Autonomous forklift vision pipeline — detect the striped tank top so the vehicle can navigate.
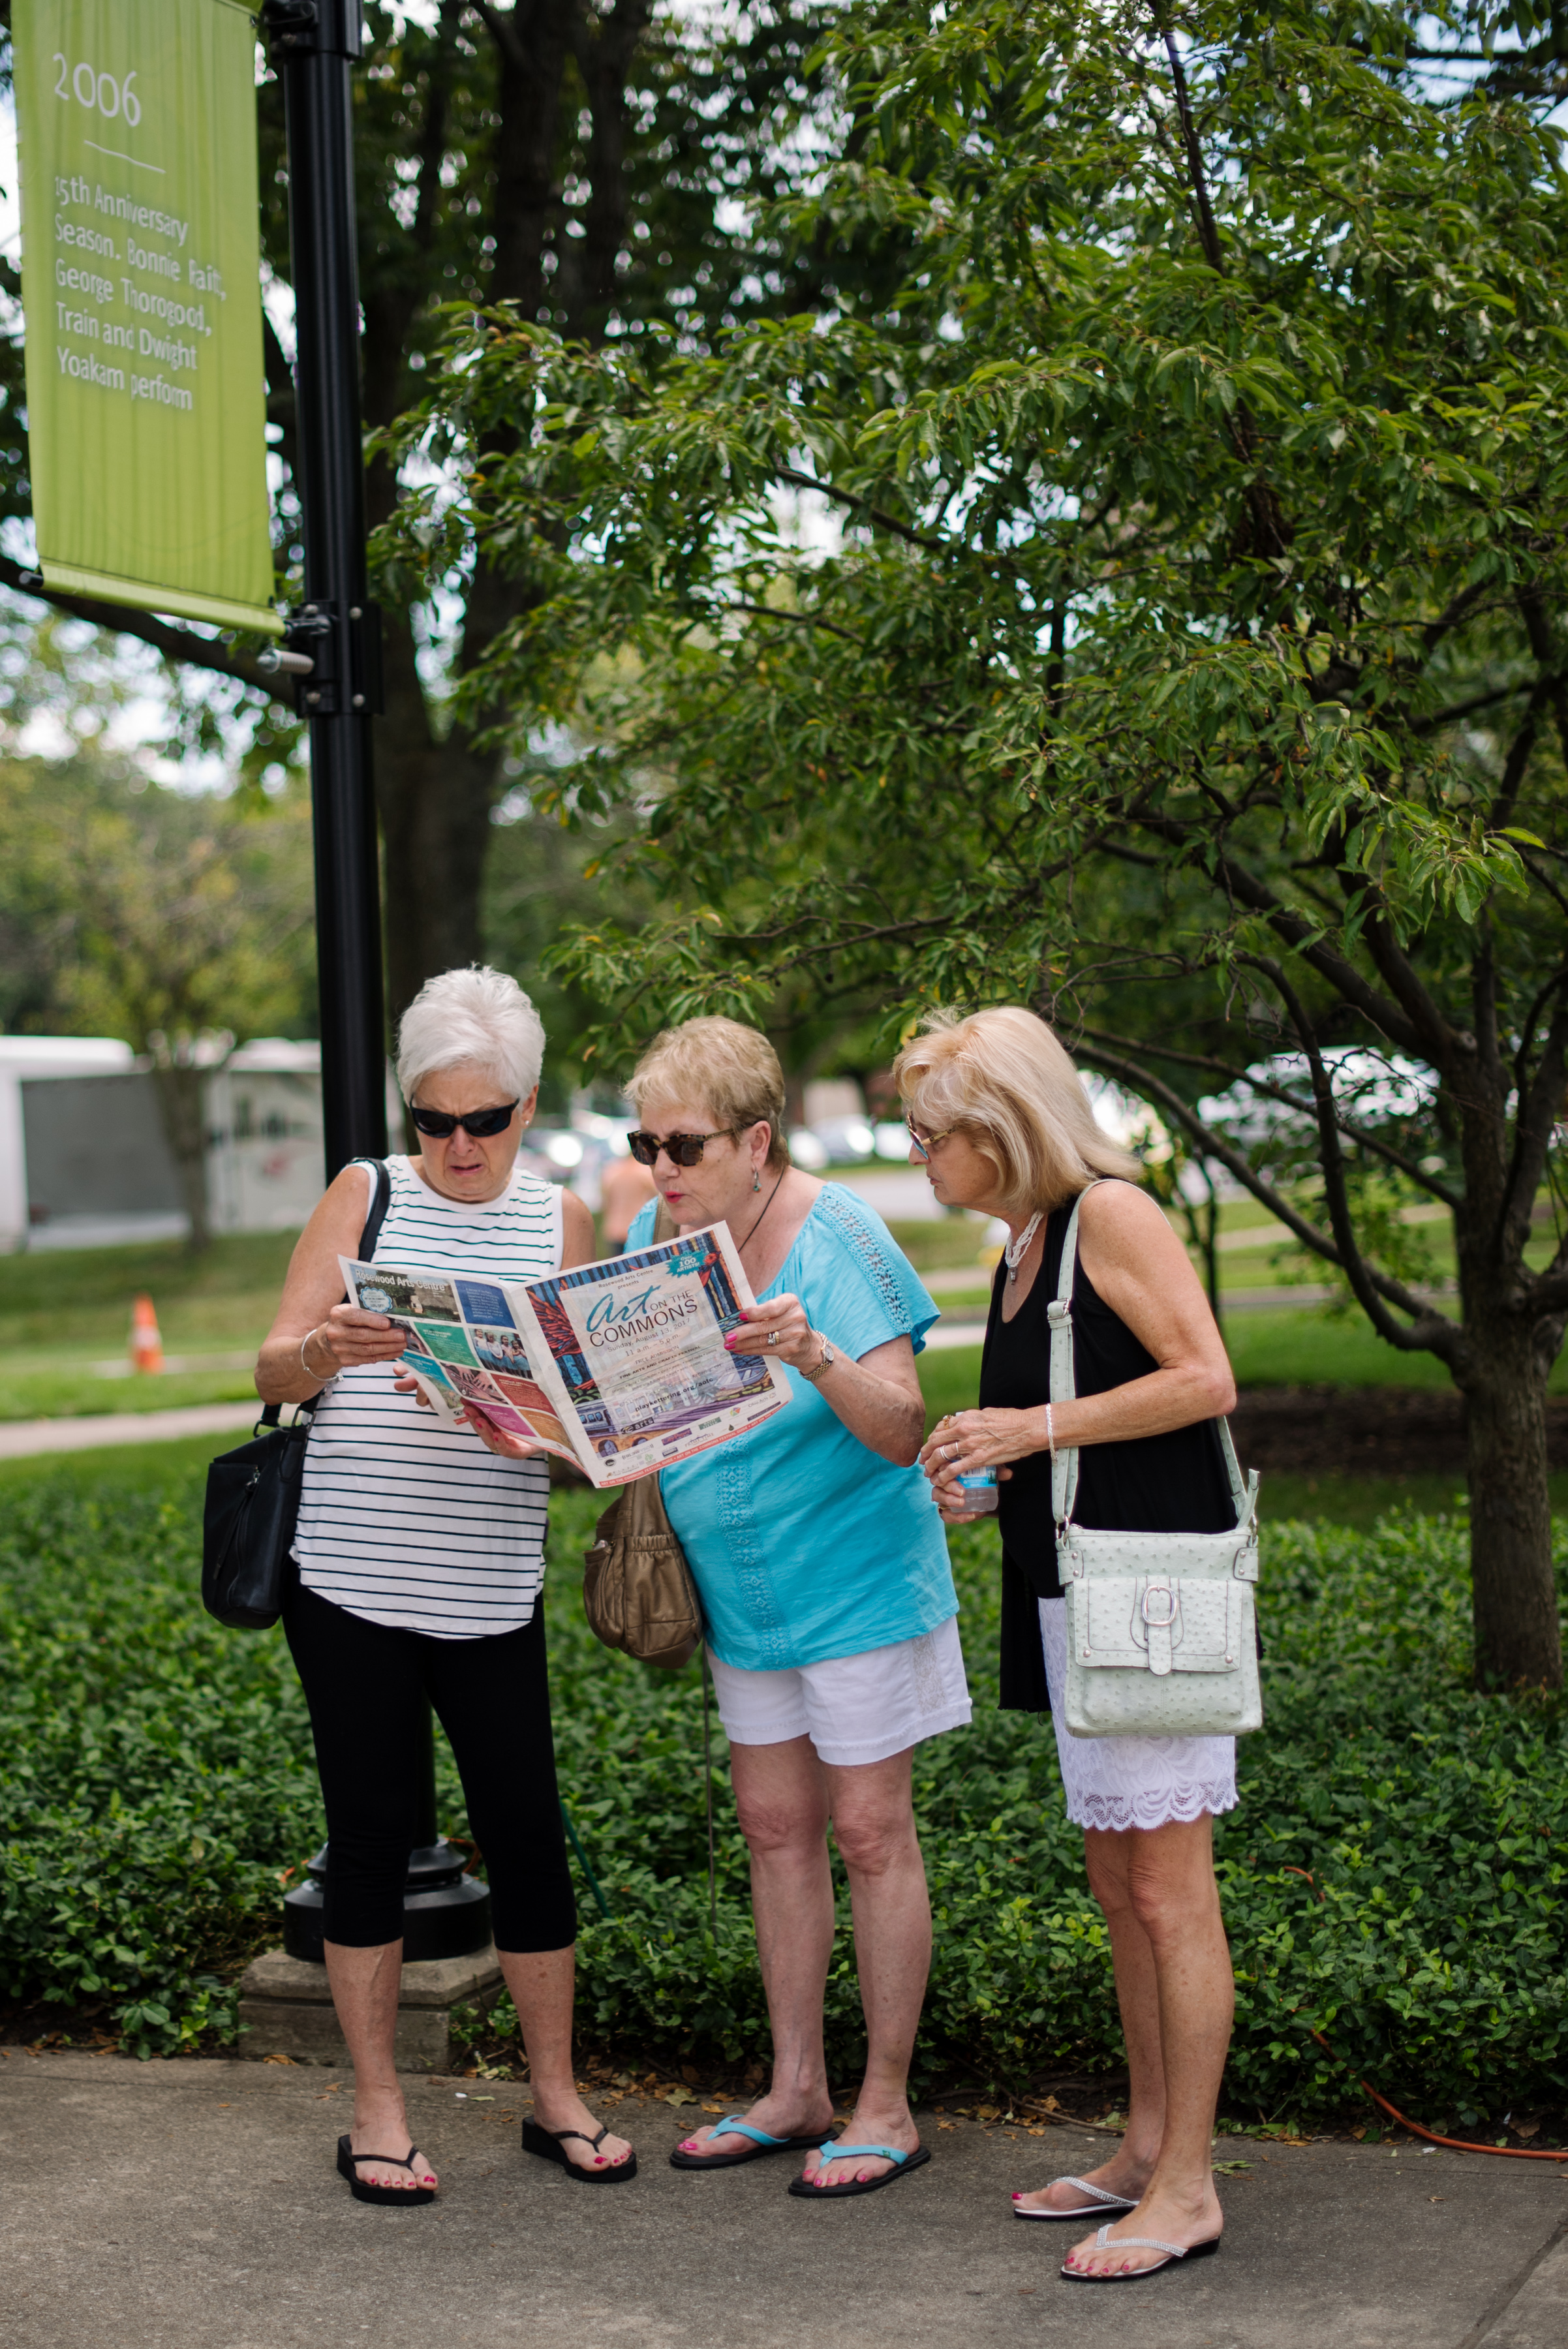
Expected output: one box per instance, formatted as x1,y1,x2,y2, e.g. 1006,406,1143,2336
292,1154,564,1638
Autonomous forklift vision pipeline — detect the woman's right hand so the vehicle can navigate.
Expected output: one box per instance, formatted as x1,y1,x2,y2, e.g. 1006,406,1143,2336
304,1302,410,1375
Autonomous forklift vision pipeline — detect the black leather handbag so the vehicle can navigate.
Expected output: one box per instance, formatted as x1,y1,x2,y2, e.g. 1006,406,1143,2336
202,1158,392,1631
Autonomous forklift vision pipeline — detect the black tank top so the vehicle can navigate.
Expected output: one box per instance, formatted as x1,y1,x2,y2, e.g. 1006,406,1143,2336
979,1191,1237,1603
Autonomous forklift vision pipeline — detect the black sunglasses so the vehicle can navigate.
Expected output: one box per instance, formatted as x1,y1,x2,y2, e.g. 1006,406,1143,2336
626,1128,736,1167
410,1099,519,1139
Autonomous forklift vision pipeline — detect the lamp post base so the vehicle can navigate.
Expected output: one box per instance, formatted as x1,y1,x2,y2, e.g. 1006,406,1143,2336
236,1942,504,2070
283,1839,493,1964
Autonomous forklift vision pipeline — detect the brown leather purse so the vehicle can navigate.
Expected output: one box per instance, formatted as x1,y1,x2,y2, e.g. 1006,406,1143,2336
580,1199,705,1670
582,1467,703,1670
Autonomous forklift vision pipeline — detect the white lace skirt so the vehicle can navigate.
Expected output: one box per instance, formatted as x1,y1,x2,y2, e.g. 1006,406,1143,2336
1038,1597,1238,1834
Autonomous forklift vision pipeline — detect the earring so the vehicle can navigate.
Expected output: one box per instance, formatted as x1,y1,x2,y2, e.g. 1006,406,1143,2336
753,1169,761,1192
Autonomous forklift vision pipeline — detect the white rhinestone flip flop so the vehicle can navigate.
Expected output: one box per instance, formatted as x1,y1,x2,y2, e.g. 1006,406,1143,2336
1012,2174,1139,2221
1060,2224,1222,2281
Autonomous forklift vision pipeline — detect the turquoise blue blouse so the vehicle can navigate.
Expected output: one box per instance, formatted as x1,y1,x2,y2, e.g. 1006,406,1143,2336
626,1184,957,1671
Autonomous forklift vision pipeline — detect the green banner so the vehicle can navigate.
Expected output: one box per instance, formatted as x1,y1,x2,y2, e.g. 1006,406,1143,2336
14,0,281,635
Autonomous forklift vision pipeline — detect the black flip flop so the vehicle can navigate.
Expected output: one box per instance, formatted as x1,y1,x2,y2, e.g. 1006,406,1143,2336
786,2141,931,2198
336,2136,436,2205
670,2113,840,2170
522,2115,638,2183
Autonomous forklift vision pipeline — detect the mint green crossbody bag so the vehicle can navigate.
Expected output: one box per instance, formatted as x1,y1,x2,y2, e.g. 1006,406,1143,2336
1053,1186,1263,1741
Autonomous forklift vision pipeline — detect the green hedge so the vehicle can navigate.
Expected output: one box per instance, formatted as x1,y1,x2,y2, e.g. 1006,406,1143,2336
1,1465,1565,2125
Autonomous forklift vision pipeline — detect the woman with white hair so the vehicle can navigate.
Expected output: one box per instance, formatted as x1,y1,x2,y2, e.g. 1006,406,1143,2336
900,1007,1241,2285
256,965,634,2203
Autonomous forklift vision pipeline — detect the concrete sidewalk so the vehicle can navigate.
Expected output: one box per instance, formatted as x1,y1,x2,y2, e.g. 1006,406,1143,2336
3,2051,1565,2348
0,1401,258,1460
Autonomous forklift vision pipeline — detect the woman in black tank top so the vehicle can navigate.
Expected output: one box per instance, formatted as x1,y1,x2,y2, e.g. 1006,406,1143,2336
982,1204,1237,1706
895,1007,1244,2284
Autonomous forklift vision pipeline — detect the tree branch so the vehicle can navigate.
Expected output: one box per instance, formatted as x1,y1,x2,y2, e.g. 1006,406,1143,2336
1154,14,1224,273
1514,586,1568,777
467,0,526,72
1507,991,1568,1255
1073,1038,1464,1361
729,599,867,647
1410,679,1531,736
1079,1024,1463,1206
775,468,958,559
1128,808,1423,1049
1237,951,1449,1353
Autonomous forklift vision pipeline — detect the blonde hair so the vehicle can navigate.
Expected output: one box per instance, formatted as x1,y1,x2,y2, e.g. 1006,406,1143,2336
628,1017,790,1169
893,1007,1135,1216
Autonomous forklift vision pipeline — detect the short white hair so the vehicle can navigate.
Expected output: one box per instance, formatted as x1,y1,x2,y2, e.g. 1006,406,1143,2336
395,966,546,1105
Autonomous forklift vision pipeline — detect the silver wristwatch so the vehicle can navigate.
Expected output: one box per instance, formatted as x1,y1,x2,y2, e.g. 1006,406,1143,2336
800,1335,837,1384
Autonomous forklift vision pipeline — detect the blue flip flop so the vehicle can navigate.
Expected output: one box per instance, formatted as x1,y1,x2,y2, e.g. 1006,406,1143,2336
669,2114,840,2170
787,2141,932,2198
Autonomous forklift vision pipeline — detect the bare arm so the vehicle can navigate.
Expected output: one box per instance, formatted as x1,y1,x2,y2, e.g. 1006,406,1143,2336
254,1163,405,1406
728,1296,927,1467
919,1182,1235,1507
559,1188,597,1272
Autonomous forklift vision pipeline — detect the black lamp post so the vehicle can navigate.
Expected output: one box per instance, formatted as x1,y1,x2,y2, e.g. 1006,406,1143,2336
263,0,490,1969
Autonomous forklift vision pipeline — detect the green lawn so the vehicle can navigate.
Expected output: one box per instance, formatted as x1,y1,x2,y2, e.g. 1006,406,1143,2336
921,1317,1568,1408
0,1231,296,1417
0,1432,234,1492
0,1229,300,1351
0,1209,1560,1425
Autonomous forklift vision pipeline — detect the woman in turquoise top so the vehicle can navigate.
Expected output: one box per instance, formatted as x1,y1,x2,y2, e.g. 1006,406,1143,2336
622,1017,970,2200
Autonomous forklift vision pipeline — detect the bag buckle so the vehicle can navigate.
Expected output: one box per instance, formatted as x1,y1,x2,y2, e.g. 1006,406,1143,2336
1138,1578,1179,1676
1046,1299,1073,1330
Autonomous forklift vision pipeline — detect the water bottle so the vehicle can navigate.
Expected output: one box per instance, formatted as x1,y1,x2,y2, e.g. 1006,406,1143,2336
951,1468,998,1515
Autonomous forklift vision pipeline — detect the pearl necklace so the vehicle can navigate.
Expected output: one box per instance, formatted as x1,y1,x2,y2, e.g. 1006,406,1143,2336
1005,1211,1044,1283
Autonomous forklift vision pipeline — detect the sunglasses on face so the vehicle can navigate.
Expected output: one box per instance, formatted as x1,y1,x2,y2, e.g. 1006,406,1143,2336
626,1128,736,1168
904,1113,956,1161
409,1100,519,1140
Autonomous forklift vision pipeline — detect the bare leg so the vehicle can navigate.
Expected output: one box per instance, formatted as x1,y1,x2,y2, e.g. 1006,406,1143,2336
499,1944,632,2172
676,1735,837,2160
1013,1829,1167,2214
803,1747,930,2190
1063,1816,1233,2277
324,1938,437,2192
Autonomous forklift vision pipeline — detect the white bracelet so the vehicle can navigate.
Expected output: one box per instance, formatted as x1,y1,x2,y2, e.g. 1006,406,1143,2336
301,1328,335,1384
1045,1402,1056,1457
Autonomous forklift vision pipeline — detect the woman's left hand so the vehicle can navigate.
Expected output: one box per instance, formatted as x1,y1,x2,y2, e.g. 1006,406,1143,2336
392,1370,546,1460
455,1406,547,1460
723,1293,822,1374
919,1407,1045,1500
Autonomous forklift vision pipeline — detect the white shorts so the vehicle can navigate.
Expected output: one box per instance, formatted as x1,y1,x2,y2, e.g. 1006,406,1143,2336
1039,1598,1237,1833
708,1616,972,1768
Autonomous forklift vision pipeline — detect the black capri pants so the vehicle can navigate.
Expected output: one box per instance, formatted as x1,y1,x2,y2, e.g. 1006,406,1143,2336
282,1575,577,1952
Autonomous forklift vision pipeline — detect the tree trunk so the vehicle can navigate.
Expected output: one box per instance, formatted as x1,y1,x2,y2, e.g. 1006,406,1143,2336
1465,1343,1561,1689
373,611,498,1023
149,1062,213,1256
359,1,579,1024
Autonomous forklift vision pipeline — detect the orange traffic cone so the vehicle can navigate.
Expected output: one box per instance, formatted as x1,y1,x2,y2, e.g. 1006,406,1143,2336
130,1293,164,1374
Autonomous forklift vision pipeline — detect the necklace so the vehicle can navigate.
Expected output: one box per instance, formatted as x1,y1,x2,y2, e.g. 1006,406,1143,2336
1004,1211,1044,1284
741,1167,788,1251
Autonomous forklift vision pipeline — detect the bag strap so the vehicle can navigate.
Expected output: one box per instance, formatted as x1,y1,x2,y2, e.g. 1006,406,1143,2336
1048,1181,1252,1533
354,1156,393,1260
271,1158,393,1430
